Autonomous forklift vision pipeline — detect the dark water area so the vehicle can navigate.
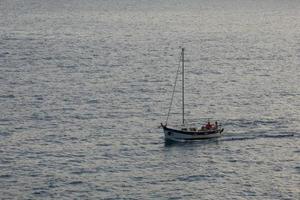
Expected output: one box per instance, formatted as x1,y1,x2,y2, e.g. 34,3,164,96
0,0,299,199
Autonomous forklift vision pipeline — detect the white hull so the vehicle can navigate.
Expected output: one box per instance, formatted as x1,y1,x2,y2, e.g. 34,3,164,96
163,126,223,141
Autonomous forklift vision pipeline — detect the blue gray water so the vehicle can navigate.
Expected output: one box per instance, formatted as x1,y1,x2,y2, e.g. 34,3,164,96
0,0,299,199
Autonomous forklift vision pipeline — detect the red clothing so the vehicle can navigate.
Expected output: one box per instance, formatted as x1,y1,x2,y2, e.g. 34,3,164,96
205,123,212,130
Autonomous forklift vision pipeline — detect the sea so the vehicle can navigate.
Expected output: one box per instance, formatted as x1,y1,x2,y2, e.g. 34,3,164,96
0,0,299,199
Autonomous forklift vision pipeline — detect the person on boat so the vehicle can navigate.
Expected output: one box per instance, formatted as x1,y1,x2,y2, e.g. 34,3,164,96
205,121,212,130
214,121,218,129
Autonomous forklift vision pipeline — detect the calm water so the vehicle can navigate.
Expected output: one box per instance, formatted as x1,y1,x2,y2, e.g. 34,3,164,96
0,0,299,199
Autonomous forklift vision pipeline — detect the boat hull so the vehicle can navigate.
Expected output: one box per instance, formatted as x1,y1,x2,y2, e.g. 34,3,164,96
163,126,223,141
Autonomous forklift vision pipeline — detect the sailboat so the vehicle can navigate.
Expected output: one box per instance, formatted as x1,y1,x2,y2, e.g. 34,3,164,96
161,48,224,141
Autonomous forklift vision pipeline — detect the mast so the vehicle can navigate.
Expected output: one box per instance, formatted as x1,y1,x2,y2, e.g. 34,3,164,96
181,48,185,126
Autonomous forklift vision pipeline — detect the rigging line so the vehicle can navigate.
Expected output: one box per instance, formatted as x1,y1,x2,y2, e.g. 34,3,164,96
165,53,182,125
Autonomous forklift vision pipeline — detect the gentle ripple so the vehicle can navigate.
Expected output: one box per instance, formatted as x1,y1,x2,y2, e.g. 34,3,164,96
0,0,300,199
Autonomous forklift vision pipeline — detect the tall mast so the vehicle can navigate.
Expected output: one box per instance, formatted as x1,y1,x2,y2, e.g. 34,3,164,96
181,48,185,126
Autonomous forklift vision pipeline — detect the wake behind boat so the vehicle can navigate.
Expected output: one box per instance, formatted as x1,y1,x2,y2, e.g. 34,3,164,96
161,48,224,141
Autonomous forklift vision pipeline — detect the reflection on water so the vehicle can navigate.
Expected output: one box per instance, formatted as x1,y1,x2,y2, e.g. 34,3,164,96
0,0,299,199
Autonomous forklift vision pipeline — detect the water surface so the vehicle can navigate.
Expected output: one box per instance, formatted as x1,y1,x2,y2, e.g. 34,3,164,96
0,0,299,199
